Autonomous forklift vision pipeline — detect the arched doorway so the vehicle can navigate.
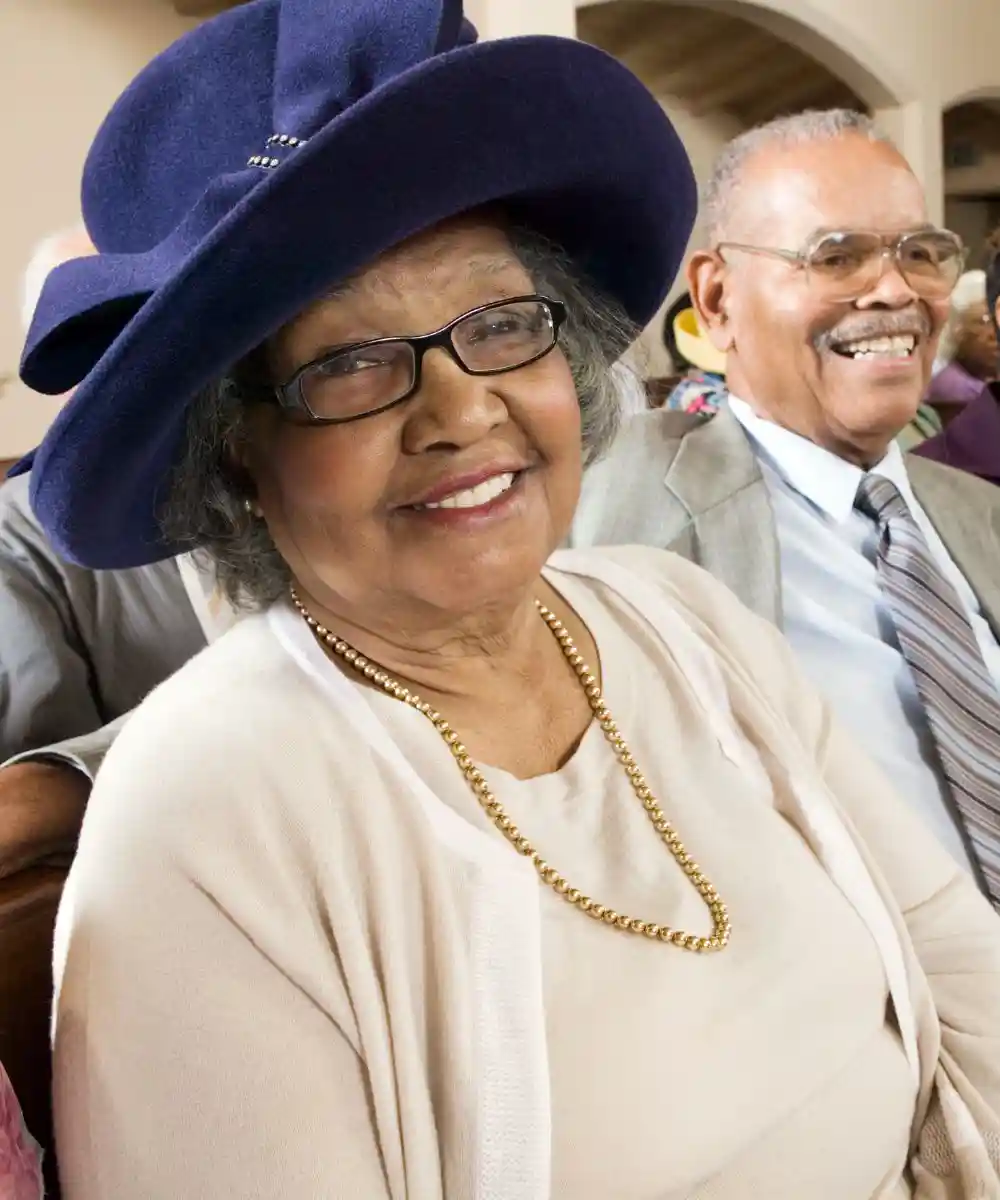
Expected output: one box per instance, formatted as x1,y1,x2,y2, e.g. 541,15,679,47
577,2,869,126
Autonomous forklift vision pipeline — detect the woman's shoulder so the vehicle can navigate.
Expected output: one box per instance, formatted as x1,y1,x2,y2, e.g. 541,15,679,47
99,609,335,789
549,545,823,736
550,545,761,633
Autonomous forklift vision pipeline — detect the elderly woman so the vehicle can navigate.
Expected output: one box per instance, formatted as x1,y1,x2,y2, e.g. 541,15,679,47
19,2,1000,1198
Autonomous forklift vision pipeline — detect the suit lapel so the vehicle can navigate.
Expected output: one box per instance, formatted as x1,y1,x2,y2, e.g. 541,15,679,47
664,408,783,626
909,457,1000,643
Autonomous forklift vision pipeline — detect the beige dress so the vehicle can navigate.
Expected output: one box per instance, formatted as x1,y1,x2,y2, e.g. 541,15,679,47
370,567,918,1198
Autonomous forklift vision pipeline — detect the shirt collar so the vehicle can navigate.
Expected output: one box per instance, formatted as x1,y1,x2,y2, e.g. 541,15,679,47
726,393,914,524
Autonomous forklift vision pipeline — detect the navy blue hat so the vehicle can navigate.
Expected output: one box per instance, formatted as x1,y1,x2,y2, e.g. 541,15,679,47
19,0,696,568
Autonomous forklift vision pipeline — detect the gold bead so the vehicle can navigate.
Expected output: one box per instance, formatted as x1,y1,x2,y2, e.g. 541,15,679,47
644,924,661,939
602,909,619,924
566,888,581,904
344,649,357,662
577,895,592,910
591,904,607,920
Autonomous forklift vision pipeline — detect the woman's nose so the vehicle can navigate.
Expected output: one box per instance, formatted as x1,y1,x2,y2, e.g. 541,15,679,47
401,347,509,453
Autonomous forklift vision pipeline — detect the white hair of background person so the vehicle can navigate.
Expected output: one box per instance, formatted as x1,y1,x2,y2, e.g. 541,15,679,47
933,269,987,373
20,225,94,333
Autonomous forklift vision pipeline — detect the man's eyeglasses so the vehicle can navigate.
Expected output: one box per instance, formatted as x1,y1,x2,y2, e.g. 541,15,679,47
273,295,567,425
716,228,966,303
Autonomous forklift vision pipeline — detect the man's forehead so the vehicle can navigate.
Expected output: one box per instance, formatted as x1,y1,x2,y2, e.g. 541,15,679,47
731,135,928,244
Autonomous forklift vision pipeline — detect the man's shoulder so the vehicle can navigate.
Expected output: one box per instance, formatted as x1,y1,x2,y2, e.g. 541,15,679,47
600,407,714,462
906,452,1000,514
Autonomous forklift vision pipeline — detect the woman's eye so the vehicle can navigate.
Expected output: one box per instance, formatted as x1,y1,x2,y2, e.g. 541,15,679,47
466,313,532,342
320,351,393,377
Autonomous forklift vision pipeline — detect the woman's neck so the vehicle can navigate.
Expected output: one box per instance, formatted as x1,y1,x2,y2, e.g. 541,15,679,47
293,579,566,705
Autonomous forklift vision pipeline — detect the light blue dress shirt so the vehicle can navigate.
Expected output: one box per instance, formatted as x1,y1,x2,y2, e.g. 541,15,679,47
728,394,1000,874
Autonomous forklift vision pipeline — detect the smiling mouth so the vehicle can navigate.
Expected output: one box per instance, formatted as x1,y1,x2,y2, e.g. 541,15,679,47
829,334,917,361
410,471,520,511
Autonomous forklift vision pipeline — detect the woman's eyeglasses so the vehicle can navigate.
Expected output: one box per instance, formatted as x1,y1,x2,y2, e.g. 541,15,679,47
716,228,966,303
273,295,567,425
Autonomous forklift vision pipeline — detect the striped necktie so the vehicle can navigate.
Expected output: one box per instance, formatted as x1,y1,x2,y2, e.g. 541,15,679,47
855,473,1000,905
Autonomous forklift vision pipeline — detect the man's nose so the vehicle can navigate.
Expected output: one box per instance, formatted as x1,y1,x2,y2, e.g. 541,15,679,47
856,250,921,308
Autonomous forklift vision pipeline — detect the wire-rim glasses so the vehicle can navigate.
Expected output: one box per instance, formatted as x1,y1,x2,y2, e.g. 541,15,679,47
273,294,567,425
716,228,966,302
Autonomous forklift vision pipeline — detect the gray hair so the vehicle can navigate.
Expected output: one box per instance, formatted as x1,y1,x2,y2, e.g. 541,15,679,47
160,226,638,610
703,109,896,243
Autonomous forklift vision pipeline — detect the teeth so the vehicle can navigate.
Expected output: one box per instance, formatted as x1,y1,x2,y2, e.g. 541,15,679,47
835,334,916,359
421,472,515,510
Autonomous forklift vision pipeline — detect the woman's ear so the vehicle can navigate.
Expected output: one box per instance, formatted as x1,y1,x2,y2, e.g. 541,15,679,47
686,250,734,353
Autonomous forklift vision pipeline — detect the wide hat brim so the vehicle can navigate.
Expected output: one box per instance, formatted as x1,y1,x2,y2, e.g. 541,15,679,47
21,36,696,568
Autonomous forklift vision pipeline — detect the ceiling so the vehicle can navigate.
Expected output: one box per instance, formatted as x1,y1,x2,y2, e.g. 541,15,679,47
171,0,1000,157
576,1,862,125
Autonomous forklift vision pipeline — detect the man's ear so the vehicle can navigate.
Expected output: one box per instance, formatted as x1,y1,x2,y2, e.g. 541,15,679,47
687,250,734,353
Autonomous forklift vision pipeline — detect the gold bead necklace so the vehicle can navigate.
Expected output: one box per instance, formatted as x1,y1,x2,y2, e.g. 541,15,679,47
291,589,731,952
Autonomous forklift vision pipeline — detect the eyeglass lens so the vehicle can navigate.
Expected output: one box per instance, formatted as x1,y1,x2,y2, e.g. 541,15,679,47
299,299,557,421
807,231,964,300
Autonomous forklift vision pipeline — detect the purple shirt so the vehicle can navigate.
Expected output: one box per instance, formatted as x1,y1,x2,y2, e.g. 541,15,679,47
925,360,986,410
914,381,1000,486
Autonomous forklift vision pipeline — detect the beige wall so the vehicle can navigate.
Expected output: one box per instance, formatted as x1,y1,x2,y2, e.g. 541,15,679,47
0,0,196,456
640,100,744,377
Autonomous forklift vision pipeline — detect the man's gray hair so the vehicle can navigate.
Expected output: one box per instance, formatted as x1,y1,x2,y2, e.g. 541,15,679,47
160,226,638,610
703,109,896,243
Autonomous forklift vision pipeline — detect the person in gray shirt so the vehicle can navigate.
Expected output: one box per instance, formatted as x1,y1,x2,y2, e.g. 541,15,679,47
0,472,206,875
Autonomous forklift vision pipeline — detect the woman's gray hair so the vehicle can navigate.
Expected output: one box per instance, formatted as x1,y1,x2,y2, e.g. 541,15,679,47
160,226,639,610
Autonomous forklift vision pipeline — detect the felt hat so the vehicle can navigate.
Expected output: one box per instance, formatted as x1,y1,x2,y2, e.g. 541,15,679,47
18,0,697,568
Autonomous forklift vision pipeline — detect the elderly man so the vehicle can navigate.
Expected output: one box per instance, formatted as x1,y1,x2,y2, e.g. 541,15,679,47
573,108,1000,903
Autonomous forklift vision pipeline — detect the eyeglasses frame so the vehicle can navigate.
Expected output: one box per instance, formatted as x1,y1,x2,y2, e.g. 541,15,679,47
273,293,568,426
715,227,967,300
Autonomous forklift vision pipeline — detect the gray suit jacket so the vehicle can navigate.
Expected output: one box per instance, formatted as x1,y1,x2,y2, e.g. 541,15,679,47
571,406,1000,638
0,474,206,772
